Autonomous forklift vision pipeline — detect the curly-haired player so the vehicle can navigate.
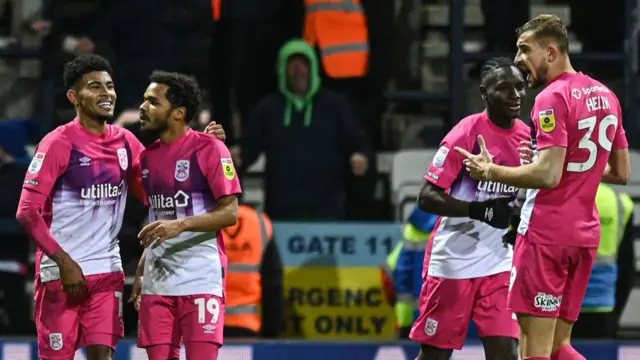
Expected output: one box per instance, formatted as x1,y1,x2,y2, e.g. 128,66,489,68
16,57,228,360
131,71,241,360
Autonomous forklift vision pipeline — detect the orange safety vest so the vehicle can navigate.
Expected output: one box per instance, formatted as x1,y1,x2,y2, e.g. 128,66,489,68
303,0,369,78
211,0,221,20
222,205,273,333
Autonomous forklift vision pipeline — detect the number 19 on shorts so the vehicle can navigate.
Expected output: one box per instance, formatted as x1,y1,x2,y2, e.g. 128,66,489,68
195,297,220,324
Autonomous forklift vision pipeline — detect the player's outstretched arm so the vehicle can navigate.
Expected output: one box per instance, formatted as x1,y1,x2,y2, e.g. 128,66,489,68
603,149,631,185
490,146,566,189
457,135,566,189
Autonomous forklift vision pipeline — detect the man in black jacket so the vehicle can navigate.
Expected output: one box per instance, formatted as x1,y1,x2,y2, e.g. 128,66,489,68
237,39,370,220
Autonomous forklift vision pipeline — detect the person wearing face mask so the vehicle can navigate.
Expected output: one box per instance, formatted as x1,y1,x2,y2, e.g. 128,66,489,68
237,39,370,221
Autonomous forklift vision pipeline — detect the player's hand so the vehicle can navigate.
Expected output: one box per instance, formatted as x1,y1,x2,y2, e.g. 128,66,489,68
138,219,186,248
128,276,143,312
52,251,88,299
454,135,495,181
518,140,535,165
204,121,226,142
350,152,368,176
502,200,522,246
468,196,516,229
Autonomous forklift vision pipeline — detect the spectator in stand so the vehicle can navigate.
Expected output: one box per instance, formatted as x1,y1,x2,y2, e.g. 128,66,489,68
209,0,301,147
223,204,284,338
237,39,370,220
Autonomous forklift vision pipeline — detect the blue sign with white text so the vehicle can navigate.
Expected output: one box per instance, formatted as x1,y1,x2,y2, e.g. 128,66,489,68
273,222,403,266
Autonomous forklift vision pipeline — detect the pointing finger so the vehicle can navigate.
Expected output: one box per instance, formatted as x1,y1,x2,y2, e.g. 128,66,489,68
454,147,474,159
477,135,489,155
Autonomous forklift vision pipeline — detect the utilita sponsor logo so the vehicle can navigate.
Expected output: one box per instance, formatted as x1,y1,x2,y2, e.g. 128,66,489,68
80,181,125,205
477,181,518,194
148,191,190,217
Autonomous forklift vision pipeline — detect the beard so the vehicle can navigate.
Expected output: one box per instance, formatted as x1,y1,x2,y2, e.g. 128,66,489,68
530,65,549,89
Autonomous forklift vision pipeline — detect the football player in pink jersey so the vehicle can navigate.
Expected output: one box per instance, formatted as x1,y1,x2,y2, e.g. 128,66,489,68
129,71,241,360
16,54,143,360
410,57,528,360
15,55,227,360
456,15,631,360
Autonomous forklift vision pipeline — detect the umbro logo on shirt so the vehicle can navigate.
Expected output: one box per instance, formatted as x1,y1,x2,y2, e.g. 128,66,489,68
141,169,149,179
79,157,91,166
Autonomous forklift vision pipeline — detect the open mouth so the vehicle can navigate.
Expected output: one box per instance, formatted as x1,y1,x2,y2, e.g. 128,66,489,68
97,100,113,111
507,103,521,112
518,65,532,84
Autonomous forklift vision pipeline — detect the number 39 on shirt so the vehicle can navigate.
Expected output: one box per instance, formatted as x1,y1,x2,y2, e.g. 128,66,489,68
567,114,618,172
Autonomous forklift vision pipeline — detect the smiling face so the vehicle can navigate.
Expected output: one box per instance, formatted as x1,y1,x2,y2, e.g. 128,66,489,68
483,65,527,119
67,71,116,122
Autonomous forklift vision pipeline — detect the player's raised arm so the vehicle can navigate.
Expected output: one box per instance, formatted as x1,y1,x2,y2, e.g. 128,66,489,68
458,93,568,189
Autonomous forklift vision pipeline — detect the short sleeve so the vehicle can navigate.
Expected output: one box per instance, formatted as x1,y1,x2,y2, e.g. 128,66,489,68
612,103,629,150
199,137,243,199
23,133,71,196
424,127,468,190
532,92,568,150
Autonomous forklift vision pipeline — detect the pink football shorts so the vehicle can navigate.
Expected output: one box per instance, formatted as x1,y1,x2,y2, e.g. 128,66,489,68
34,271,125,360
508,234,597,322
138,294,225,359
410,271,519,350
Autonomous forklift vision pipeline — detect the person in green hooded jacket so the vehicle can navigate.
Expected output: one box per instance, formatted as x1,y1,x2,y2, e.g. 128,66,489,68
237,39,370,220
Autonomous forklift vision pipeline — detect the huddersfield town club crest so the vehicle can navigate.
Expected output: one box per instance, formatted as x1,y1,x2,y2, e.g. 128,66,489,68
175,160,190,182
117,148,128,170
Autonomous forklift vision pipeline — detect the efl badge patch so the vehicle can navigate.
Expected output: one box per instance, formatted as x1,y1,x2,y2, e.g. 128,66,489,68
539,109,556,133
221,158,236,180
432,146,449,168
175,160,190,182
28,152,46,174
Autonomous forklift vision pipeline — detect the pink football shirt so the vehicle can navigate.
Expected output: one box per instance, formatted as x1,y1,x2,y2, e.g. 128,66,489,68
518,72,628,248
424,111,530,279
23,118,145,282
140,129,242,297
